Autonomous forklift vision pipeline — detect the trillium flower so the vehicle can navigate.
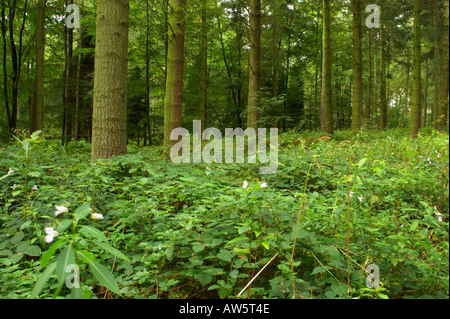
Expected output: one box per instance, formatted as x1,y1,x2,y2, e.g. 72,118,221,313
358,197,363,202
44,227,59,243
242,181,248,189
349,191,354,197
90,213,104,220
32,185,38,191
54,205,68,217
438,216,443,222
12,184,17,190
435,150,440,158
7,168,14,175
260,182,268,188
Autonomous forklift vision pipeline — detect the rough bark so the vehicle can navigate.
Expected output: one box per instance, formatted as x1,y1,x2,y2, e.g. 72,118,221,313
91,0,129,162
320,0,333,134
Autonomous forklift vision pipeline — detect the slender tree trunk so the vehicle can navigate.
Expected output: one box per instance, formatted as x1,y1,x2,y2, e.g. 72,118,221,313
163,0,186,150
367,28,372,122
1,0,10,132
405,61,410,119
91,0,129,162
351,0,363,136
423,60,428,127
437,0,449,131
411,0,421,138
30,0,46,133
247,0,261,129
379,8,387,131
145,0,152,145
199,0,207,133
320,0,333,134
432,0,441,129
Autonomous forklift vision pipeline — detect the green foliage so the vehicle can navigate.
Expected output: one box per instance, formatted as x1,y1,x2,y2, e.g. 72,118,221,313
0,129,448,299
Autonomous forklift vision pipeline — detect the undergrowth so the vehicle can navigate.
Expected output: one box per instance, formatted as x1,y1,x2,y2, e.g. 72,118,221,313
0,128,448,299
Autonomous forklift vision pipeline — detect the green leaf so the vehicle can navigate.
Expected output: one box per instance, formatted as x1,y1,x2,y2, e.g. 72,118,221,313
28,171,42,177
10,232,25,245
24,245,42,257
31,262,57,298
56,245,76,285
192,242,205,253
91,240,130,262
410,220,419,231
73,202,92,221
311,266,329,275
261,241,270,250
194,274,212,287
79,225,108,242
225,236,249,247
87,259,122,296
56,219,73,233
41,239,65,267
165,247,174,261
357,158,368,167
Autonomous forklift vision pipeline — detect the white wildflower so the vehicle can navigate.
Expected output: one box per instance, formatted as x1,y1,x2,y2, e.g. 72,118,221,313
90,213,104,220
7,168,14,175
242,181,248,189
54,205,68,217
44,227,59,243
260,182,268,188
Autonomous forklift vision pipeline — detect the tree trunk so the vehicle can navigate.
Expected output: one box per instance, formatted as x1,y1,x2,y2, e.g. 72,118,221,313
410,0,421,138
351,0,363,136
379,8,387,131
437,0,449,131
163,0,186,150
199,0,207,133
432,0,441,129
247,0,261,130
320,0,333,134
367,28,372,122
30,0,46,133
1,0,10,132
91,0,129,162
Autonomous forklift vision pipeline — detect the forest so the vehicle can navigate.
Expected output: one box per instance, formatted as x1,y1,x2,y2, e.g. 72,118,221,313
0,0,448,300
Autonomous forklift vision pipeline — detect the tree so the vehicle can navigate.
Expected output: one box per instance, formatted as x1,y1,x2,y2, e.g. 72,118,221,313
246,0,261,130
437,0,449,131
163,0,186,150
410,0,421,138
91,0,130,162
321,0,333,134
30,0,46,133
198,0,207,133
351,0,362,136
379,6,387,131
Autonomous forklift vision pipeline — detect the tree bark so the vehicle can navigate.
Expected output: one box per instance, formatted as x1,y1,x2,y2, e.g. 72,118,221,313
379,7,387,131
163,0,186,150
410,0,421,138
437,0,449,131
199,0,207,133
30,0,46,133
247,0,261,130
320,0,333,134
351,0,363,136
91,0,129,162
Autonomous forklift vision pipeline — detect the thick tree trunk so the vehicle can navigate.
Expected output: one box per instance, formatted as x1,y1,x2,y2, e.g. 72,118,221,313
91,0,129,162
247,0,261,130
163,0,186,150
410,0,421,138
320,0,333,134
351,0,363,136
